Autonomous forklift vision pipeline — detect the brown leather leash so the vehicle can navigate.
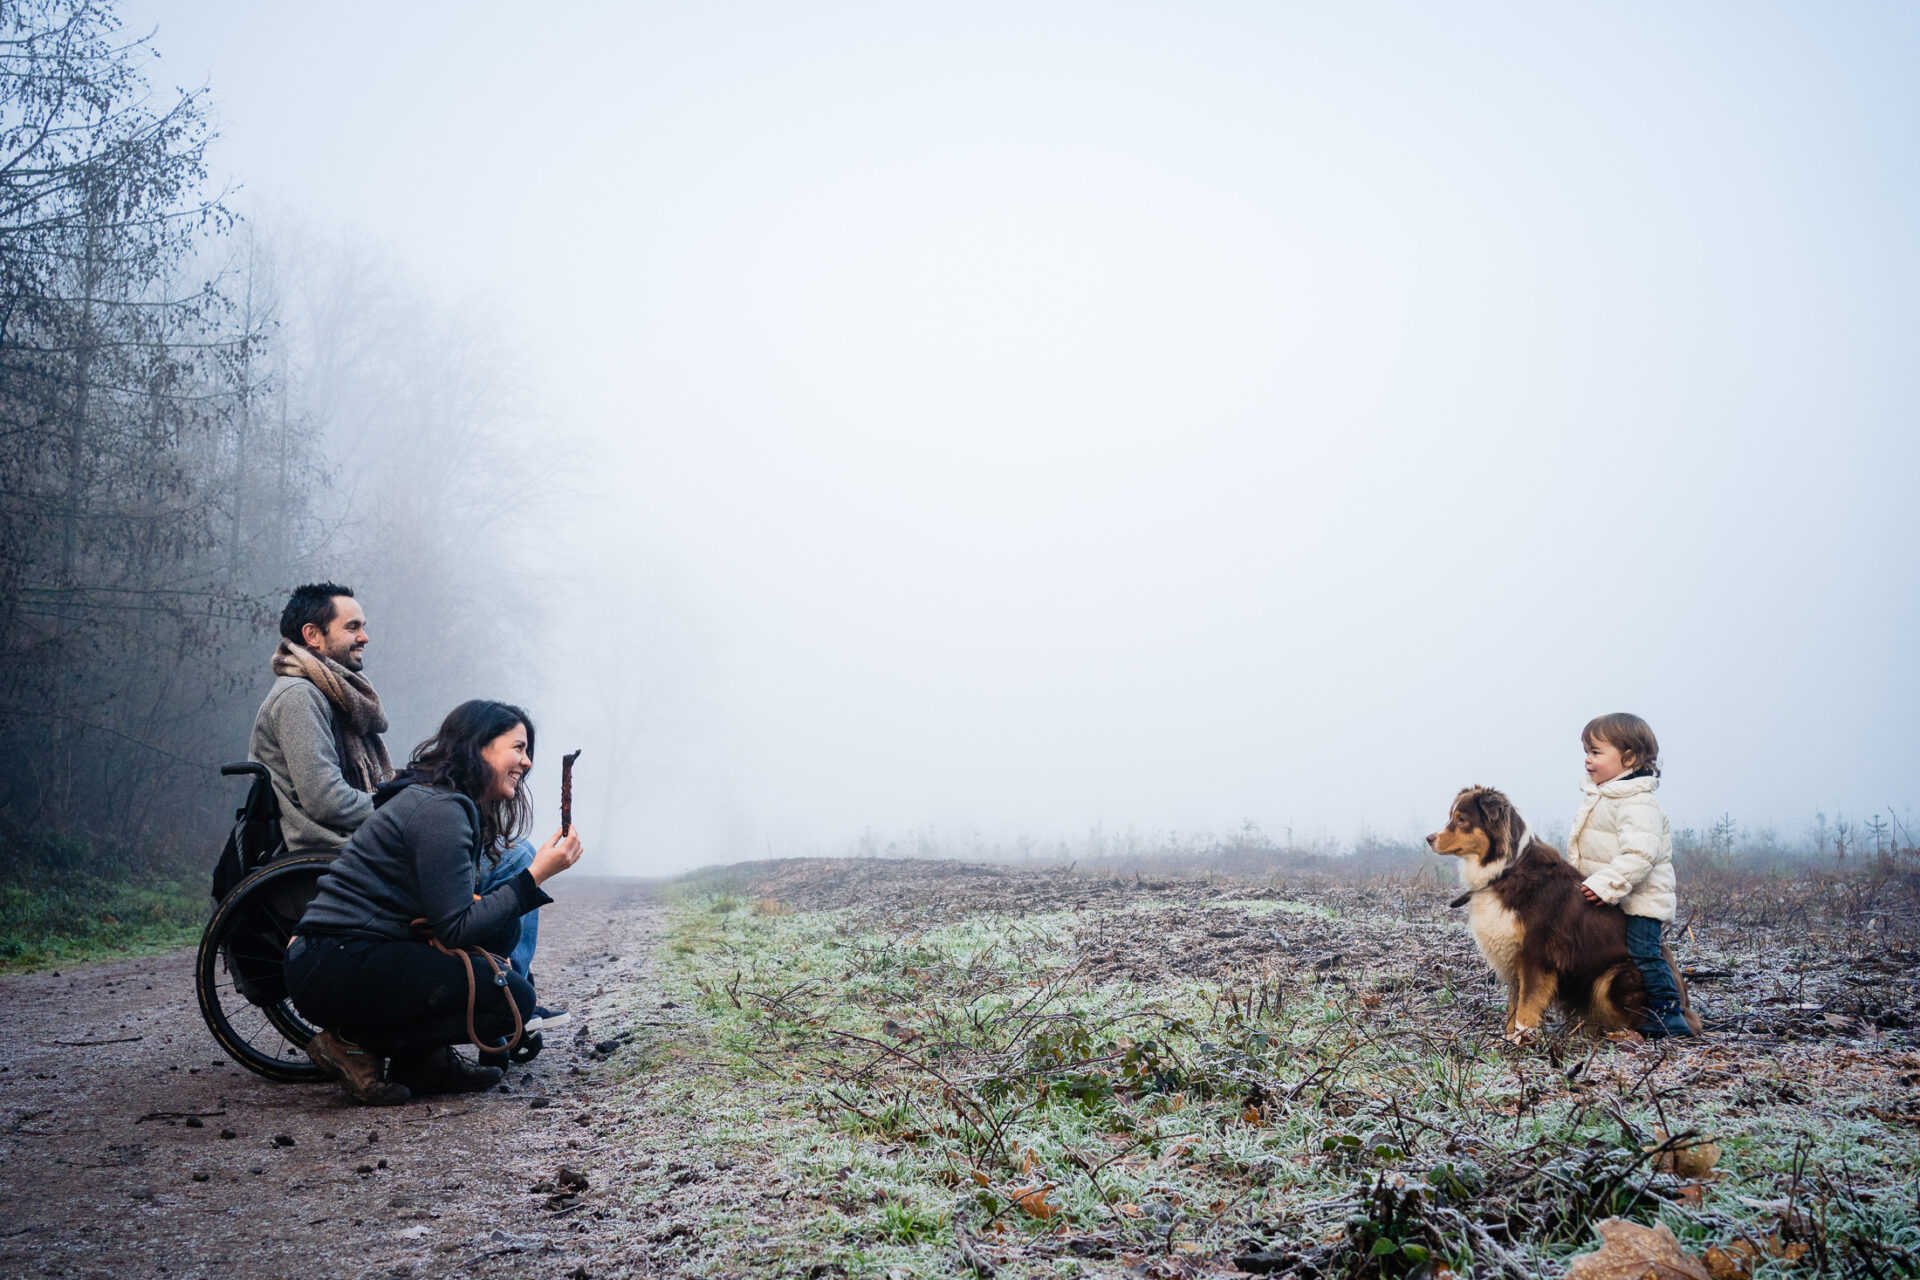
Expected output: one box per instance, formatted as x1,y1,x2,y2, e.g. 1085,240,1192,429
411,918,523,1055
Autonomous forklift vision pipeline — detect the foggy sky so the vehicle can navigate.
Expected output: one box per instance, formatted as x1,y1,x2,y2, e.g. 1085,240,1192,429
132,2,1920,871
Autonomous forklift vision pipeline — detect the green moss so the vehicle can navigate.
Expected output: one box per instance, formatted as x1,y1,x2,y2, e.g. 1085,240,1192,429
0,878,204,970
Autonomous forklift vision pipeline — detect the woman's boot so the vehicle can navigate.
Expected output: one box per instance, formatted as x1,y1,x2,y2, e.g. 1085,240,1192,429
306,1030,411,1105
388,1046,502,1095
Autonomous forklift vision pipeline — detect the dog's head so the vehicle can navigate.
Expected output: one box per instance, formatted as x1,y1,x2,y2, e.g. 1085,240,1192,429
1428,785,1527,868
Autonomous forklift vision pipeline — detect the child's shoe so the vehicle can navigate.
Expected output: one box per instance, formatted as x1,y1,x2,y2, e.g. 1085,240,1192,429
1637,1001,1695,1039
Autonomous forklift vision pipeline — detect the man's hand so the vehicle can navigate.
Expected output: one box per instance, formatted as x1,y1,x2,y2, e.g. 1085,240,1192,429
530,827,584,885
1581,886,1603,904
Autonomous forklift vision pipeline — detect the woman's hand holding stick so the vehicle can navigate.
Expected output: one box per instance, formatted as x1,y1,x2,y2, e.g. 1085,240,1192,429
531,827,583,885
534,749,584,885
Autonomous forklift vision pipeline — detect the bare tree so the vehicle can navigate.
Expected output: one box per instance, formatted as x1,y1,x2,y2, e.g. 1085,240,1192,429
1,4,557,875
0,2,300,860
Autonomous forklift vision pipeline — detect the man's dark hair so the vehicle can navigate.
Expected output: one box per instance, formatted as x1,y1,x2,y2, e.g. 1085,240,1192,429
280,582,356,644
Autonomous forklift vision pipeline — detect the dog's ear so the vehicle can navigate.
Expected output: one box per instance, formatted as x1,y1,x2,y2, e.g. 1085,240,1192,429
1507,805,1527,856
1477,788,1512,856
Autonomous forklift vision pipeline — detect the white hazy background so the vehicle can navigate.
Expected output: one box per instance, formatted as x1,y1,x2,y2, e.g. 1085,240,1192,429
132,2,1920,871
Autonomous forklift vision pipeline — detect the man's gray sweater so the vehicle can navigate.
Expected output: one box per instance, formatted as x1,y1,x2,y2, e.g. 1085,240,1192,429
249,675,373,853
298,784,550,947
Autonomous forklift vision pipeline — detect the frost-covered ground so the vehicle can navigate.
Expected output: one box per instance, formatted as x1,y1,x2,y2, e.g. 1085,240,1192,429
591,857,1920,1279
14,860,1910,1279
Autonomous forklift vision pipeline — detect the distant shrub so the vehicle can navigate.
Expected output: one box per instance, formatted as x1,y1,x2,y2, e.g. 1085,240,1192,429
0,867,203,968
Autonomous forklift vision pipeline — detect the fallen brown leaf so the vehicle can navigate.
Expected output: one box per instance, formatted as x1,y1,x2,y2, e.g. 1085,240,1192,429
1649,1129,1723,1180
1008,1184,1058,1220
1704,1232,1809,1278
1703,1243,1752,1280
1565,1217,1711,1280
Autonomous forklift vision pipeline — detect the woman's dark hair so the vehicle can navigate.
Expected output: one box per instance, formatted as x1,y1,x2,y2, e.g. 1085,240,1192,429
402,699,535,863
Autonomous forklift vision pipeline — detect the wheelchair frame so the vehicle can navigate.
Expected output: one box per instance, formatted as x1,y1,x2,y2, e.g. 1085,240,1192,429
194,763,329,1081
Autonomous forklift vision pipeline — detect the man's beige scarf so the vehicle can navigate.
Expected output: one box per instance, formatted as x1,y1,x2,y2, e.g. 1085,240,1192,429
271,639,394,792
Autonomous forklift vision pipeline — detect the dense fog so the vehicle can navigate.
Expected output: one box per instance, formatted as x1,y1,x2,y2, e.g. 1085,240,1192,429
12,3,1918,875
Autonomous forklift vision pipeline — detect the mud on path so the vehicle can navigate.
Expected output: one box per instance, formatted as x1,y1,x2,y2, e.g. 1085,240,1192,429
0,878,663,1280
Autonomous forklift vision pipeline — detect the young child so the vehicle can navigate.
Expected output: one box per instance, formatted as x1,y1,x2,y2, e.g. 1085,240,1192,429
1564,712,1693,1038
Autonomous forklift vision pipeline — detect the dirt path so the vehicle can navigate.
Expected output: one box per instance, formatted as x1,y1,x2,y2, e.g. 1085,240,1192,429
0,878,663,1280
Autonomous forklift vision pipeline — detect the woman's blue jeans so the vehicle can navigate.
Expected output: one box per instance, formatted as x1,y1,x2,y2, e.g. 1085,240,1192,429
477,838,539,979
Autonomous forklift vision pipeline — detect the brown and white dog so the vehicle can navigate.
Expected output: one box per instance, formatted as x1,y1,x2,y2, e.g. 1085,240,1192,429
1427,785,1654,1041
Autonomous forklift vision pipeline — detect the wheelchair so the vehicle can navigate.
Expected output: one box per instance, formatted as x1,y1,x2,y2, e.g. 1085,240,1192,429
194,763,330,1081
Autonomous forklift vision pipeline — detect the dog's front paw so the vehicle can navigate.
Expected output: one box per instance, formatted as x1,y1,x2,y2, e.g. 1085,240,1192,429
1505,1024,1538,1046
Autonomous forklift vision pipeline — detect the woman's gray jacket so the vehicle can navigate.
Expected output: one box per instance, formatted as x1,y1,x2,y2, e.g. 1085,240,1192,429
297,782,550,948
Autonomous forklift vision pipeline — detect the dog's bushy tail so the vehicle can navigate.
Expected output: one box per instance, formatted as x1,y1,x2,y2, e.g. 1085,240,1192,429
1588,962,1646,1031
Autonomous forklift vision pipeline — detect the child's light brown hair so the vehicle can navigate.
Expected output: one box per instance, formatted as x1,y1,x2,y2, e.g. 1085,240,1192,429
1582,712,1660,776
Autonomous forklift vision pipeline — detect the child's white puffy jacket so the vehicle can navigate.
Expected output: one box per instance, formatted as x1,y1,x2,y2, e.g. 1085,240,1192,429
1563,774,1676,922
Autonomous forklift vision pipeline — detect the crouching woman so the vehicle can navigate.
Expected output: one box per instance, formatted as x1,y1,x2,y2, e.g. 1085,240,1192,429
285,699,583,1105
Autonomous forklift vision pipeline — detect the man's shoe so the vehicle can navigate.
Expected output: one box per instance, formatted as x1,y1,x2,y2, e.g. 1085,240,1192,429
511,1029,545,1065
526,1004,570,1032
388,1046,503,1095
305,1030,411,1106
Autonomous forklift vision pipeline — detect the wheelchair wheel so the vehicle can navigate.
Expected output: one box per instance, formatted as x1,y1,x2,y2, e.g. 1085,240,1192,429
196,852,333,1081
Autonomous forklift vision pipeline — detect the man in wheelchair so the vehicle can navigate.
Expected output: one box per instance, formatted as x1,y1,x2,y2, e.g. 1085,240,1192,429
250,582,388,855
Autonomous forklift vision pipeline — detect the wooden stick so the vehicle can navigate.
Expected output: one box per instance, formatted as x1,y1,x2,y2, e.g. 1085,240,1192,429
560,750,582,836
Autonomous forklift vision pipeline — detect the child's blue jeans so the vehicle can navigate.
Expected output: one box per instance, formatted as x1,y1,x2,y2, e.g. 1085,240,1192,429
1626,915,1692,1036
